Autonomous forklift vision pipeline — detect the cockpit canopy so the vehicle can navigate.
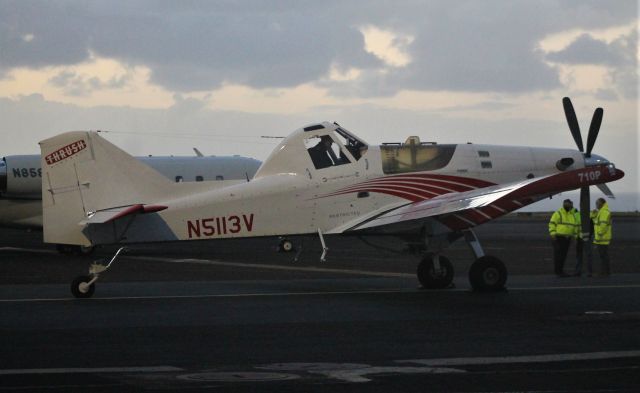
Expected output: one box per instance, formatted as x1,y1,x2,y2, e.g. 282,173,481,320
254,122,368,178
303,123,367,170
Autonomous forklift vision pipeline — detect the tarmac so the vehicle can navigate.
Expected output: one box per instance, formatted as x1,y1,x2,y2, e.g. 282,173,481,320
1,216,639,392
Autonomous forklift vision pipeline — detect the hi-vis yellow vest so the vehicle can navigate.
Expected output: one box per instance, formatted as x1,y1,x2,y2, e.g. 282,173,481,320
594,203,612,245
549,208,579,238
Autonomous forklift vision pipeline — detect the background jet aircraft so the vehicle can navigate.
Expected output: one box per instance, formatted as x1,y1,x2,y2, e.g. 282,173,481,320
38,99,624,297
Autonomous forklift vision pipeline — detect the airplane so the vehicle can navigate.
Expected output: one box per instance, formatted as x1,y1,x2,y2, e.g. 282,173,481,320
0,152,261,253
37,98,624,298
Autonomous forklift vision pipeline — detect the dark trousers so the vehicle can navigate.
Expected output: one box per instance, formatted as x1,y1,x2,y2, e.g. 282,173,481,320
552,236,571,275
574,237,593,275
596,244,610,275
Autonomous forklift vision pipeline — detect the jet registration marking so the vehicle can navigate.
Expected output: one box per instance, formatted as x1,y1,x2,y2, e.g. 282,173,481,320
187,213,255,238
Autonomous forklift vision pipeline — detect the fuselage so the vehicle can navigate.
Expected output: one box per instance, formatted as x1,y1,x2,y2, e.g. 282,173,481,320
107,122,588,244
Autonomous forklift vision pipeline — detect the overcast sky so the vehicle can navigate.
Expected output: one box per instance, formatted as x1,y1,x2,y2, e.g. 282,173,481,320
0,1,637,209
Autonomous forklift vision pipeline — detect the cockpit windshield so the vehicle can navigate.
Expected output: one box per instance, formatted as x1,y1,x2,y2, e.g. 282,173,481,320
333,125,367,160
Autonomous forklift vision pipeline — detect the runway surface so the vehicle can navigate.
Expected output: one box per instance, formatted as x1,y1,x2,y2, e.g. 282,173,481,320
1,216,639,392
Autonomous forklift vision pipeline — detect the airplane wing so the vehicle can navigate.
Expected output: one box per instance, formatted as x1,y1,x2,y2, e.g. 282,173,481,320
79,204,167,225
344,164,623,233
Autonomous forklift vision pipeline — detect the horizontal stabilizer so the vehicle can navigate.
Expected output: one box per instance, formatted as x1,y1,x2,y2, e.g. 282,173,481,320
79,204,168,225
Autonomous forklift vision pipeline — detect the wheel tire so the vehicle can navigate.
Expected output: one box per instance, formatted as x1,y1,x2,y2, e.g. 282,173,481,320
279,239,294,253
417,255,454,289
469,255,507,292
71,275,95,298
78,245,95,256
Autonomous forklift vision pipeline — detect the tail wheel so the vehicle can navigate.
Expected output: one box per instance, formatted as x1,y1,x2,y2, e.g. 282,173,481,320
278,239,294,253
469,256,507,292
57,245,95,256
417,255,454,289
71,275,95,298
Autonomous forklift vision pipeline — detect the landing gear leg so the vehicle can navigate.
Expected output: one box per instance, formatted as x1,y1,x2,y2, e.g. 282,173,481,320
464,229,507,292
70,247,127,298
317,228,328,262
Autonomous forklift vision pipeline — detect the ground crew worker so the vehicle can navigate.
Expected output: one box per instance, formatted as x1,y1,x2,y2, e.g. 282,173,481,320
549,199,579,277
593,198,612,276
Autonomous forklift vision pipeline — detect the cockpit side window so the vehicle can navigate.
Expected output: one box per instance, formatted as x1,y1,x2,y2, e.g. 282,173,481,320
304,135,351,170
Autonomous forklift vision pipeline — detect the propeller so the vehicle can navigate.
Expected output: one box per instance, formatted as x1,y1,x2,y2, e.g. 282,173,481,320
561,97,608,242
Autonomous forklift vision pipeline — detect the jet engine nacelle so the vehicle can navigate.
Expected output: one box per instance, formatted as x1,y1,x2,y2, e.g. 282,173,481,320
0,155,43,199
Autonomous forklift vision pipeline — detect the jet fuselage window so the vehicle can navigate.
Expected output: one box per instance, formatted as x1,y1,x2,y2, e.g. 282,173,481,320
481,161,493,169
381,144,457,174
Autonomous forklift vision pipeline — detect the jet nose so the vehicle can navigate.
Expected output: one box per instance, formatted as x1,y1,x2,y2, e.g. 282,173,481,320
0,157,6,194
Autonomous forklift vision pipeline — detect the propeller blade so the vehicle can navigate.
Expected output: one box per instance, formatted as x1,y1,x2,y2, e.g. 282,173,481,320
585,107,603,157
563,97,584,152
596,183,615,199
579,186,591,241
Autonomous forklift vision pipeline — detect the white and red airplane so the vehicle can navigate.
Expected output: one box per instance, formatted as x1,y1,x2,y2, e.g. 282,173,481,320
39,98,624,297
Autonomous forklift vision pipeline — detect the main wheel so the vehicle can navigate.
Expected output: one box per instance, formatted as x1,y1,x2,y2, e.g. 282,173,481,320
417,255,454,289
278,239,294,252
469,255,507,292
71,275,95,298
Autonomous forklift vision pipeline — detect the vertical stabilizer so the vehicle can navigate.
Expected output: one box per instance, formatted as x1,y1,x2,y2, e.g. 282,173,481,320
40,131,172,245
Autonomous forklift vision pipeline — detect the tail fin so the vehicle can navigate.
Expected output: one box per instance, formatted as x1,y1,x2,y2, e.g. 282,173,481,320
40,131,172,246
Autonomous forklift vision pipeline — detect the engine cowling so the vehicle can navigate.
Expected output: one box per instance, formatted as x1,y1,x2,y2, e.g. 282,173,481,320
0,155,42,199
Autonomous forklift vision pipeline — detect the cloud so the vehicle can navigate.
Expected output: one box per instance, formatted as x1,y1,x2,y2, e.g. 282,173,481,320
546,33,629,66
546,30,638,99
594,88,618,101
0,1,92,72
48,70,131,96
0,1,637,96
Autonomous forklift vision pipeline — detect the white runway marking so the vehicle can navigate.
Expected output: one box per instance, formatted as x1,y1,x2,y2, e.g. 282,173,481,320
0,247,58,254
0,246,415,278
313,365,465,383
397,350,640,366
128,255,416,278
0,366,183,375
0,288,413,303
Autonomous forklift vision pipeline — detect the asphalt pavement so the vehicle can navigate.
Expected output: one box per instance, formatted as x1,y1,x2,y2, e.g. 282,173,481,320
1,216,639,392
